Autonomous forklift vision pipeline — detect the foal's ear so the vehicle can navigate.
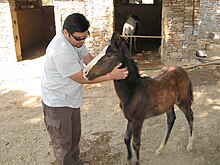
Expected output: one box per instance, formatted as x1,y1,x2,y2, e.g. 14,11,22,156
111,31,122,49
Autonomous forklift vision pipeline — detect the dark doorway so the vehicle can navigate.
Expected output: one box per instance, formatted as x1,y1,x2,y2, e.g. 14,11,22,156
12,0,55,60
113,0,162,54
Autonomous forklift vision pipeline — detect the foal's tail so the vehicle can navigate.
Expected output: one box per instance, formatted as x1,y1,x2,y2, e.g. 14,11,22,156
189,80,194,105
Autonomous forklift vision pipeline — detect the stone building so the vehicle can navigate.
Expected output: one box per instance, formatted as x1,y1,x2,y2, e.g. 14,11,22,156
0,0,219,63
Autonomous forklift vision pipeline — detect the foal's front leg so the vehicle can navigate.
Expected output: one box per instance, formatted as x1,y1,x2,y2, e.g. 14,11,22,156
124,121,132,164
131,121,143,165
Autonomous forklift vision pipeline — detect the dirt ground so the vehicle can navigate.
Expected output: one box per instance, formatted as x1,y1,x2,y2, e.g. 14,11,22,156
0,50,220,165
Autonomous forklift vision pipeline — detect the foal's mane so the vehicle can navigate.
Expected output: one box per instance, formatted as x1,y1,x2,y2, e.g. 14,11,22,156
121,38,140,76
118,37,142,90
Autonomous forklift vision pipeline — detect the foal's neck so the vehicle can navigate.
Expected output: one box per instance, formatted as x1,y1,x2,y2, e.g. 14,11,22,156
124,56,141,84
114,57,141,101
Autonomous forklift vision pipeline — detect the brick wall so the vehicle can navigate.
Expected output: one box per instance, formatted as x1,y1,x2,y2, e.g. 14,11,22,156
0,0,219,63
161,0,200,62
53,0,114,55
0,0,16,63
197,0,220,48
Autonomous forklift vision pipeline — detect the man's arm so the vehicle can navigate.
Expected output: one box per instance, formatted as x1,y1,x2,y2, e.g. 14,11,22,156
83,53,94,65
69,63,128,84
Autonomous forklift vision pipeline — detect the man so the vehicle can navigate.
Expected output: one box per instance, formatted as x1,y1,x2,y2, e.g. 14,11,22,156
41,13,128,165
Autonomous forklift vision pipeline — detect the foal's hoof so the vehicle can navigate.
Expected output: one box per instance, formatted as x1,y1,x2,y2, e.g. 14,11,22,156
155,150,161,157
187,144,193,151
135,161,140,165
155,144,164,156
155,148,162,156
126,159,132,165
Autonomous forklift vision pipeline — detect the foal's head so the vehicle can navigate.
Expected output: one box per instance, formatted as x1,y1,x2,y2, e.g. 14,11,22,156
84,32,131,80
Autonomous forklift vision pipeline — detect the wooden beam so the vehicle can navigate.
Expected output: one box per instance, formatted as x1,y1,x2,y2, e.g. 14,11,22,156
121,35,162,39
9,0,22,61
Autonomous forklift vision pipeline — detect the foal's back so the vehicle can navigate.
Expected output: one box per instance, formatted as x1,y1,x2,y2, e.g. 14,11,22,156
126,66,192,120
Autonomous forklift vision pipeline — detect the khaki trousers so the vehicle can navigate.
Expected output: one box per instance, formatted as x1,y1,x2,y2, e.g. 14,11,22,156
42,103,81,165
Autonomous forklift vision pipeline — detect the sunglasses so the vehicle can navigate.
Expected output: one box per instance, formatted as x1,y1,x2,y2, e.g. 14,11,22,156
70,31,90,41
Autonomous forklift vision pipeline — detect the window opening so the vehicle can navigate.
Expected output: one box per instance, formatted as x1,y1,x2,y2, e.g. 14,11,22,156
42,0,54,6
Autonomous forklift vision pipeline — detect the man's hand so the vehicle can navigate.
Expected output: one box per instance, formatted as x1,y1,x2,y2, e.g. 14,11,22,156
107,63,128,80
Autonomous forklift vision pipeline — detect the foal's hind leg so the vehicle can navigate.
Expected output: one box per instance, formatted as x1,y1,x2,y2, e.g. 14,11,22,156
124,121,132,164
181,107,194,151
155,107,176,155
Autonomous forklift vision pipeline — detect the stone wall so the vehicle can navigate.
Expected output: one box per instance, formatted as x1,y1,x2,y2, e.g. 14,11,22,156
0,0,16,63
53,0,114,55
161,0,200,62
197,0,220,48
0,0,219,63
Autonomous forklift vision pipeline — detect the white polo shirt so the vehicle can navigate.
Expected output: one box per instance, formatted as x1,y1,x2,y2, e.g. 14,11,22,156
41,31,88,108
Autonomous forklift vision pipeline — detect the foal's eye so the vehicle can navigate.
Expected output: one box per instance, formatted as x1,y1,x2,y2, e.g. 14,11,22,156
107,53,111,57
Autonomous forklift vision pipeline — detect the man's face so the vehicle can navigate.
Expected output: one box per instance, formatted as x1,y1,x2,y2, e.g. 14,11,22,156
68,30,90,48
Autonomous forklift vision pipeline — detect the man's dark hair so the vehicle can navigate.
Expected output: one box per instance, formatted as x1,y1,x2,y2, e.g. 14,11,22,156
63,13,90,33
